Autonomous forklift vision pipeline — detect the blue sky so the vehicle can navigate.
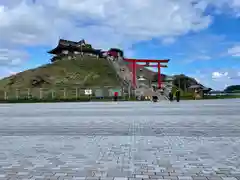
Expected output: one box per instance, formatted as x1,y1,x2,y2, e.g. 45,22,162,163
0,0,239,90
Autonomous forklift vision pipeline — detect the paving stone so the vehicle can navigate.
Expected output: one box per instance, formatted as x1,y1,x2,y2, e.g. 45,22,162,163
192,176,207,180
156,173,170,176
107,170,131,177
142,172,155,176
34,178,46,180
0,101,240,180
73,177,86,180
100,178,114,180
135,174,149,178
222,178,238,180
55,173,67,176
129,178,142,180
86,177,100,180
170,173,182,176
114,178,128,180
45,176,59,180
178,176,193,180
215,174,227,177
163,176,179,180
149,175,164,179
207,177,223,180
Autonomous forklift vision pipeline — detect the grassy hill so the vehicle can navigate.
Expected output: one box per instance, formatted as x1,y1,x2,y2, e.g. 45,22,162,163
0,53,213,101
0,56,120,90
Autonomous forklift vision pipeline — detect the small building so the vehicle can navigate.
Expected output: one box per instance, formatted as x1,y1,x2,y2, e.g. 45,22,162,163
107,48,124,58
48,39,102,62
95,89,104,98
188,84,212,99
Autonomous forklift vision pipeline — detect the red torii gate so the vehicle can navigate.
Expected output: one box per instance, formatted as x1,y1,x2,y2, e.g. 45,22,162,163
124,58,169,89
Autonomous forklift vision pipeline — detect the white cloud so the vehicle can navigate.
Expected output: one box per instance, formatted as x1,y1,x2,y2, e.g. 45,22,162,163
188,69,240,90
162,37,176,45
194,78,201,83
0,49,28,67
197,55,211,60
0,67,20,79
227,45,240,57
212,71,228,79
228,0,240,16
0,0,213,49
0,0,239,51
183,54,212,63
206,0,240,17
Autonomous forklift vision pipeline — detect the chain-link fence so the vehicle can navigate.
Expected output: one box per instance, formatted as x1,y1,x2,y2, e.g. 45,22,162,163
0,87,129,100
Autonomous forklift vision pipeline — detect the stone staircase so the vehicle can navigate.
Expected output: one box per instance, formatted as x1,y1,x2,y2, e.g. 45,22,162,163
106,55,170,101
106,56,132,92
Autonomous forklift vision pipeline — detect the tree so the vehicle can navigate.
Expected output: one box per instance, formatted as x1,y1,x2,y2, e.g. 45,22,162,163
85,44,92,49
224,85,240,92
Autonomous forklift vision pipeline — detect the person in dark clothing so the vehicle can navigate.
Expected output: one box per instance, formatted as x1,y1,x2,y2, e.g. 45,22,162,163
113,92,118,101
152,96,158,102
169,91,173,101
175,89,180,102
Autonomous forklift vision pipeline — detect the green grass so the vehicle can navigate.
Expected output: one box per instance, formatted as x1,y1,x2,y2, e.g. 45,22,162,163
203,95,240,99
180,94,240,100
0,96,139,103
0,56,120,90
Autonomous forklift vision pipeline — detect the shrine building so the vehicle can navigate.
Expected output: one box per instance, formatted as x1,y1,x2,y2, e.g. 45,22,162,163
48,39,102,62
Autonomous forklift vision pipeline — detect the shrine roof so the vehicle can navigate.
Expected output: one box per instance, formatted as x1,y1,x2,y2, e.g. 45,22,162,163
48,39,101,54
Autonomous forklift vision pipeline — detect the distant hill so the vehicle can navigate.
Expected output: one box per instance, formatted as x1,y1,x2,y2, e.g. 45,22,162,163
224,85,240,92
0,56,120,90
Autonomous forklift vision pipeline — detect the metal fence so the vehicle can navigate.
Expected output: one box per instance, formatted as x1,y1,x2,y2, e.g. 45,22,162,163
0,87,127,100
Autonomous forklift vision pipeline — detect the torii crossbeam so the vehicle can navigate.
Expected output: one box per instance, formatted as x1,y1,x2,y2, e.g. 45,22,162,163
124,58,170,89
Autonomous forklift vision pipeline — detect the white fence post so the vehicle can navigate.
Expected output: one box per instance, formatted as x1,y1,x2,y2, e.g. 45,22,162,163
51,89,55,99
39,88,43,99
75,88,78,99
63,88,66,99
16,89,19,99
4,91,7,100
27,88,30,99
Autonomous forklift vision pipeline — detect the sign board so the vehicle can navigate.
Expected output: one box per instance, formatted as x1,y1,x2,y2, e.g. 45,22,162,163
95,89,103,97
84,89,92,95
108,89,122,96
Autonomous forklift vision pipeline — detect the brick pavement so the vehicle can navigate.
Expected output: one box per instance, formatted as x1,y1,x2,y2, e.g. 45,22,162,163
0,99,239,180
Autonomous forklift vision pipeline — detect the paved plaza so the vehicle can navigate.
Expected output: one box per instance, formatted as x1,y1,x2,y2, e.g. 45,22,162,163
0,99,240,180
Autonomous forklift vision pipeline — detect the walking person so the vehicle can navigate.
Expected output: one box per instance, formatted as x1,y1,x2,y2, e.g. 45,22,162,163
113,91,118,101
169,91,173,101
175,89,181,102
